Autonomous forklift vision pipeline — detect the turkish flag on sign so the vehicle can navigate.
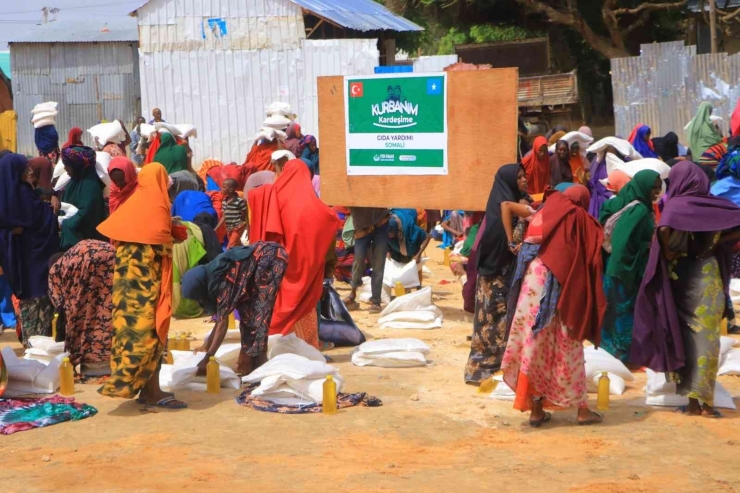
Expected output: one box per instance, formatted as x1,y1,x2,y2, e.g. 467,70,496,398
349,82,364,98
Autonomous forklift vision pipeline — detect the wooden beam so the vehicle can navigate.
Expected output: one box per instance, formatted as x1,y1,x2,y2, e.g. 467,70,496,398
306,19,324,39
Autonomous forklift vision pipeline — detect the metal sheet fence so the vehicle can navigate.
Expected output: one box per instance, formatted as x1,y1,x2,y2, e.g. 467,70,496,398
612,41,740,144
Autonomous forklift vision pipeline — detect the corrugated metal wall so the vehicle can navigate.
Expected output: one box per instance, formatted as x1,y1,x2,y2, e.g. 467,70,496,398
11,42,141,156
611,41,740,143
137,0,379,164
412,55,458,73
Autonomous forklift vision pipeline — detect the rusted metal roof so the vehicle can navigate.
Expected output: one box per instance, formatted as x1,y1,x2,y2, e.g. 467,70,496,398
518,71,579,107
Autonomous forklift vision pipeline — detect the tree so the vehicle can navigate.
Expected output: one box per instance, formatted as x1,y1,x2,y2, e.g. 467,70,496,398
511,0,688,58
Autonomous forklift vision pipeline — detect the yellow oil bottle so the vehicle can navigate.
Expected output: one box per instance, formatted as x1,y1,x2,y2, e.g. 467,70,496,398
322,375,337,415
51,313,58,340
596,371,610,411
206,357,220,394
228,311,236,329
394,281,405,298
477,376,497,395
179,334,189,351
443,247,451,267
59,357,75,396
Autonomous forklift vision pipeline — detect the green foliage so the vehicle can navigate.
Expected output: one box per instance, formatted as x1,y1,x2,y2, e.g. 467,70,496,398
469,24,544,44
438,28,470,55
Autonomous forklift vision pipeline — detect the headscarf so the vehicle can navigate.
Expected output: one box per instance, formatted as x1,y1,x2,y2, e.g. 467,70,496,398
181,245,258,303
301,135,319,175
477,164,523,277
554,182,576,193
222,163,248,190
587,155,611,217
550,140,573,187
153,132,189,175
634,161,740,371
34,125,59,154
578,126,593,138
521,136,550,194
198,159,223,190
171,190,217,222
712,143,740,205
732,97,740,137
63,127,84,149
686,102,723,158
248,159,339,337
603,169,631,193
539,185,605,345
60,146,107,249
107,156,138,214
568,147,587,184
652,132,679,162
547,131,566,146
97,163,174,343
599,169,659,291
61,145,96,174
244,170,275,194
628,124,657,159
28,157,53,189
388,209,428,263
0,153,60,299
243,138,279,174
284,123,305,157
192,212,222,263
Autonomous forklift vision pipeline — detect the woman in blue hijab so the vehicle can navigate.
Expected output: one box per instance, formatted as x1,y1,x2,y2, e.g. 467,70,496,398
388,209,430,264
0,153,59,345
171,190,217,222
301,135,319,175
629,124,658,159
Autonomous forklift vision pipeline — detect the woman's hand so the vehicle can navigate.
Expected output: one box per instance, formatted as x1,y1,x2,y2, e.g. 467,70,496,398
12,226,23,235
50,196,61,214
195,357,209,377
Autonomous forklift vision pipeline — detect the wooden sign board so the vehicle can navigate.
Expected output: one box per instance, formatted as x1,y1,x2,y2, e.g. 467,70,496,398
318,68,519,210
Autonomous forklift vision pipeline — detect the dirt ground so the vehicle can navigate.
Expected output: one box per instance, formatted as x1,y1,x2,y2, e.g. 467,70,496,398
2,245,740,493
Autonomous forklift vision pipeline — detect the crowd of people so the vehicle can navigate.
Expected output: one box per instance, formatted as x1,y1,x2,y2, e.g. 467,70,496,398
2,98,740,421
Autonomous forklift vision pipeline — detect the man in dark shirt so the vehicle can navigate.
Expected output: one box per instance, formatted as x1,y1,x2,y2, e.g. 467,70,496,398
345,207,390,313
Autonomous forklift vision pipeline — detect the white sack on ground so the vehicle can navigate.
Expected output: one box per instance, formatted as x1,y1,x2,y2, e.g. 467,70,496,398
718,347,740,376
161,351,241,392
490,375,515,401
586,372,627,395
358,275,391,304
382,257,427,289
351,338,430,368
241,353,342,405
267,333,325,362
730,279,740,303
583,346,635,382
644,369,736,410
23,336,64,365
1,346,68,395
378,287,443,330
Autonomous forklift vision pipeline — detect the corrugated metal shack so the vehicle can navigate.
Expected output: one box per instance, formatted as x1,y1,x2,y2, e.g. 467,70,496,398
131,0,422,164
9,19,140,156
611,41,740,142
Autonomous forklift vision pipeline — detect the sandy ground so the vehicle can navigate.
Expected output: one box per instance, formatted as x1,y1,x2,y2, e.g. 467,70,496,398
2,245,740,493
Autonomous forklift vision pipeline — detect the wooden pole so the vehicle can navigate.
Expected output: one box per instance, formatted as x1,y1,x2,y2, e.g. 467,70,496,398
710,0,718,53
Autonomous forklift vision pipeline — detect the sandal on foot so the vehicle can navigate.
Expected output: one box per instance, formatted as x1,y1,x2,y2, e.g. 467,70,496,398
368,304,382,314
703,409,724,419
675,406,701,416
143,396,188,410
529,412,552,428
343,297,360,310
320,341,335,351
578,411,604,426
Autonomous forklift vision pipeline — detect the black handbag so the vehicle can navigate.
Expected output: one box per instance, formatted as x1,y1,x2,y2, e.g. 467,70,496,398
319,280,366,347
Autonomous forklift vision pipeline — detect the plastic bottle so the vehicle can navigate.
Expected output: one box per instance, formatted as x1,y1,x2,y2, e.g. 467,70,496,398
322,375,338,415
228,311,236,330
206,356,220,394
477,376,497,395
443,247,451,267
596,371,610,411
59,357,75,396
179,334,189,351
394,281,405,298
51,313,58,340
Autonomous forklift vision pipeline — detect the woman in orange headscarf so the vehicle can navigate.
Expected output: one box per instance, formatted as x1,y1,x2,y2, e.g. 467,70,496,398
522,136,550,194
248,159,339,348
97,163,188,409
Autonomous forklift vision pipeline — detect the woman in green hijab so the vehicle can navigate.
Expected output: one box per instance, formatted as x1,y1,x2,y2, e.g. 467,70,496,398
154,133,189,175
60,146,108,250
686,102,723,159
599,169,662,365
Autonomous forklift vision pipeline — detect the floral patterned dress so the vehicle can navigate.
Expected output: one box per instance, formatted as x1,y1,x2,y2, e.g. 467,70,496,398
48,240,114,372
502,257,589,410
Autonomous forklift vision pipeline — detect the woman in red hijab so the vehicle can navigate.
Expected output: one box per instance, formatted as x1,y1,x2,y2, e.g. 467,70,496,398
107,156,138,214
500,185,606,428
521,136,550,195
63,127,84,150
248,159,338,348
